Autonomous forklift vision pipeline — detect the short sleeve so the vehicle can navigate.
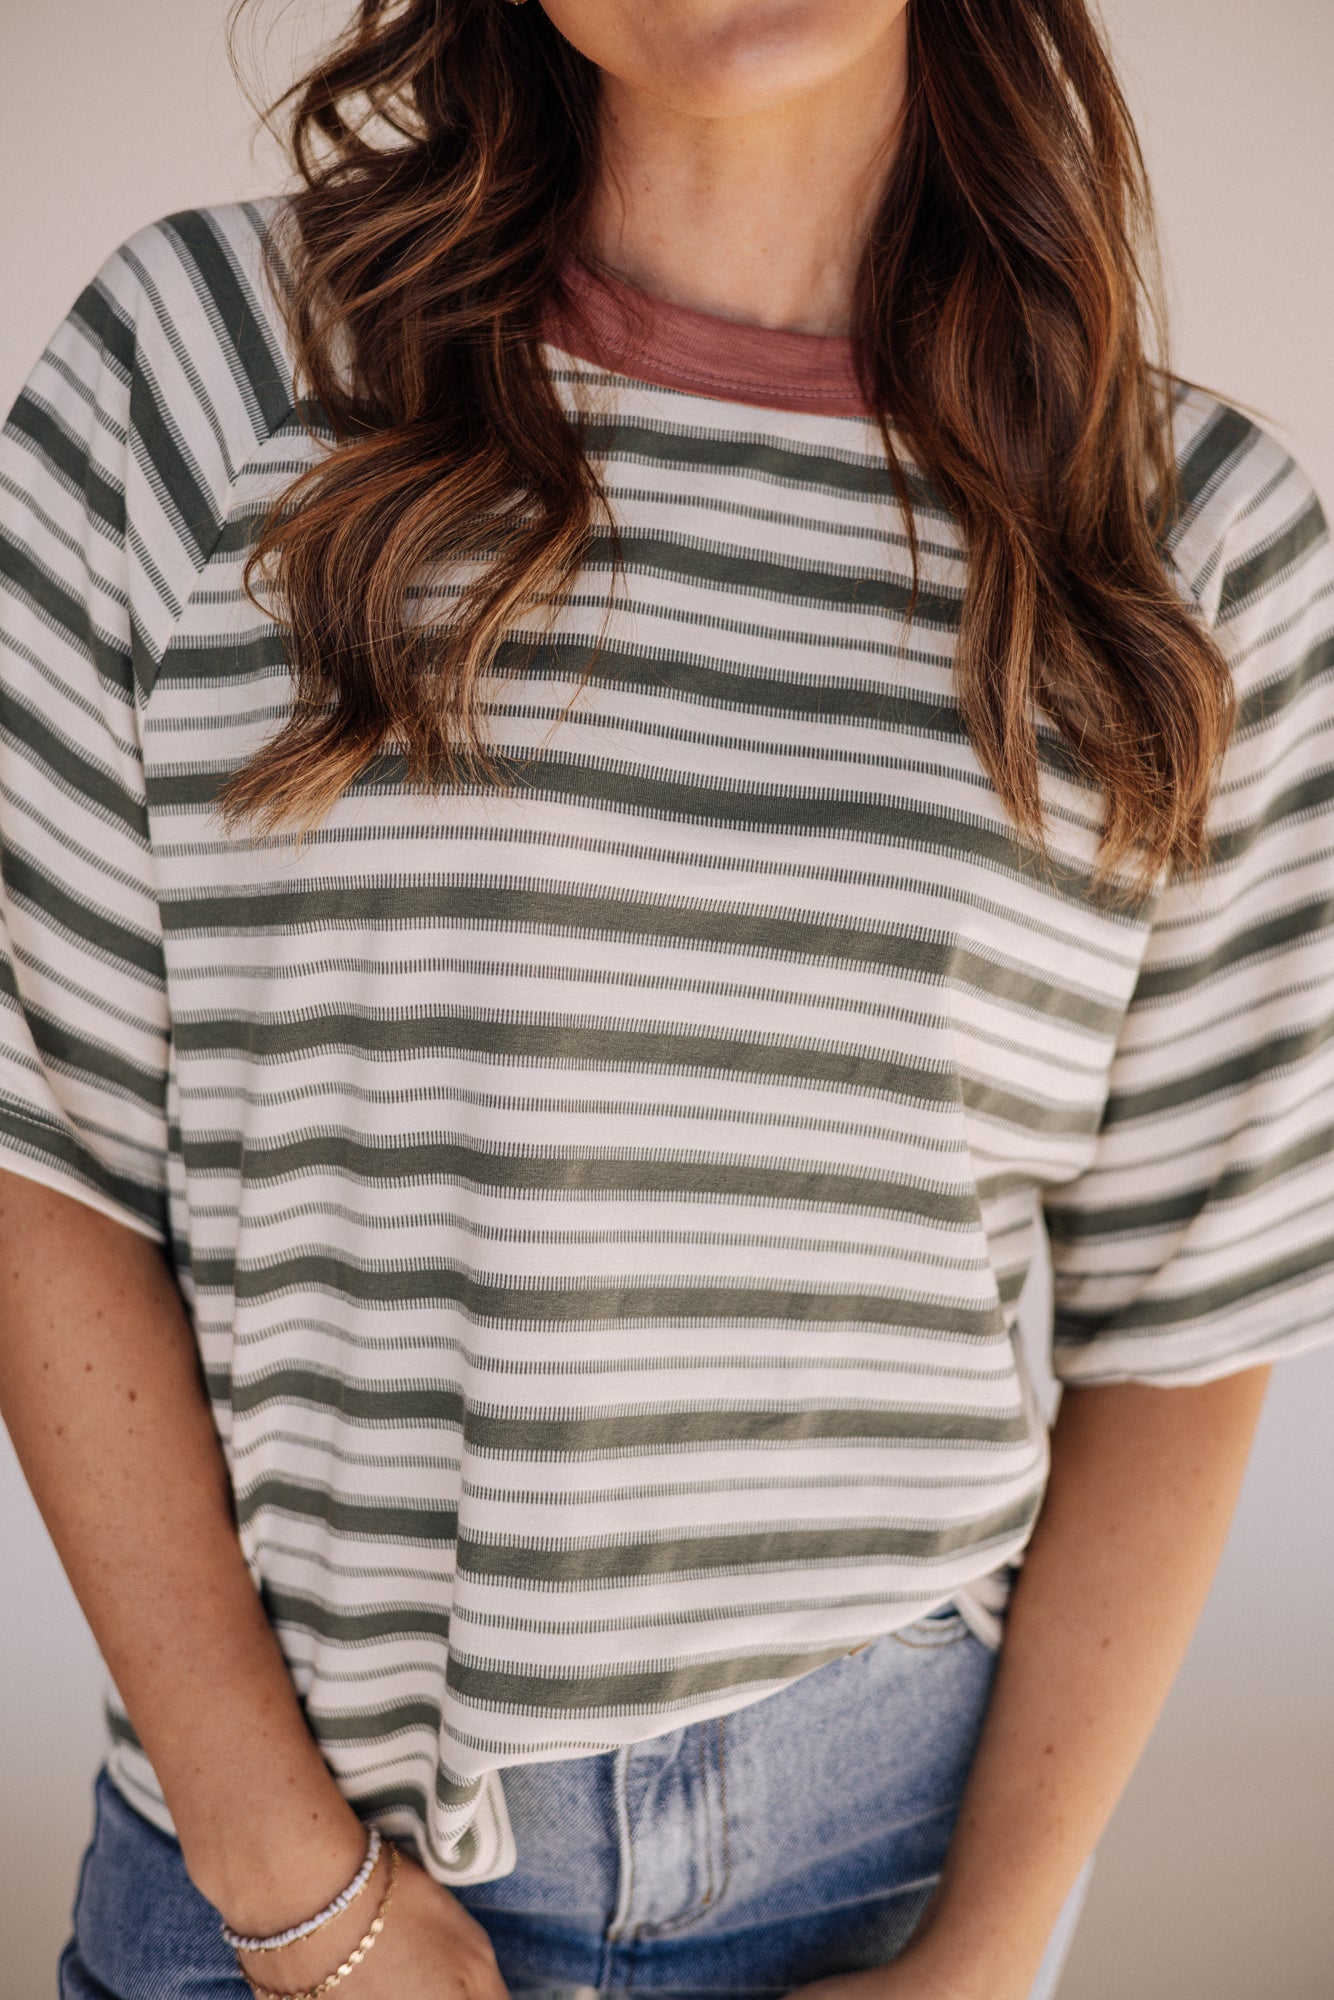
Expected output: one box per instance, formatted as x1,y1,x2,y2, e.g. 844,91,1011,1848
1044,408,1334,1387
0,206,291,1243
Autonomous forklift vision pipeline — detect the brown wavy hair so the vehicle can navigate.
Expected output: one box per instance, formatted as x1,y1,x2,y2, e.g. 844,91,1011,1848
223,0,1234,900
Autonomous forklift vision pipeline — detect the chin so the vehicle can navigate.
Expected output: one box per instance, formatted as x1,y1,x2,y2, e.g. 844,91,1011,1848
539,0,908,119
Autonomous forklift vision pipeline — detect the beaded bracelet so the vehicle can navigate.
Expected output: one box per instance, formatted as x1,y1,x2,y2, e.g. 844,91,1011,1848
241,1845,399,2000
221,1827,383,1955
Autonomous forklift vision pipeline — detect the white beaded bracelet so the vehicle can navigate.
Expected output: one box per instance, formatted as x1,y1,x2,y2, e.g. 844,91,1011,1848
221,1826,383,1955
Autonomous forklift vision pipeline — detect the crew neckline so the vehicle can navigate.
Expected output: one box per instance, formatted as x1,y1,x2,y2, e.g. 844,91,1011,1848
542,256,871,419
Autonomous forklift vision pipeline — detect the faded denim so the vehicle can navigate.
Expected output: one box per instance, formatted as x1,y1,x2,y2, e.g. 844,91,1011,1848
60,1609,1089,2000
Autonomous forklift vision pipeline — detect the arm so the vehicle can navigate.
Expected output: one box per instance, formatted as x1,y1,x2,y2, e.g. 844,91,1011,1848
898,426,1334,2000
0,1170,365,1918
909,1367,1271,1997
0,1172,508,1995
786,1364,1271,2000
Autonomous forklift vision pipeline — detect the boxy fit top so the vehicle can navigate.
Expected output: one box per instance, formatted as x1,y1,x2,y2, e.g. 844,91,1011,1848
1,202,1332,1881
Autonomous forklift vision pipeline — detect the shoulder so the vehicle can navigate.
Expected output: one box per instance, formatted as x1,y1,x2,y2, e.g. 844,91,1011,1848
1,201,303,695
74,198,298,450
1167,385,1334,821
1165,380,1330,632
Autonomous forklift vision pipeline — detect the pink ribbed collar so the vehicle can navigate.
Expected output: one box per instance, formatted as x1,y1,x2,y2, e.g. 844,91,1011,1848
542,256,870,419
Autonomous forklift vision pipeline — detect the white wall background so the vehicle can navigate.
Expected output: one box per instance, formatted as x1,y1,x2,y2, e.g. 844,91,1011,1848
1,3,1332,1995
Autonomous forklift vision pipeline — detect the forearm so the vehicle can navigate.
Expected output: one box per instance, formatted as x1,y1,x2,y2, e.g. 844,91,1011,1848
0,1171,364,1930
909,1365,1271,2000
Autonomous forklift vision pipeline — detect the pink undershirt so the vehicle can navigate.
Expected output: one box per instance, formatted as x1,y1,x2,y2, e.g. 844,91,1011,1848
542,256,872,419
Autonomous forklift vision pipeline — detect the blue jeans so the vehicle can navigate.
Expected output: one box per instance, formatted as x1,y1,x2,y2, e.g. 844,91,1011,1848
60,1611,1090,1999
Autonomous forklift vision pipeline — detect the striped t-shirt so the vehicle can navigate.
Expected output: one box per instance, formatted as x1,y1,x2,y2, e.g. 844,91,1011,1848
2,200,1332,1883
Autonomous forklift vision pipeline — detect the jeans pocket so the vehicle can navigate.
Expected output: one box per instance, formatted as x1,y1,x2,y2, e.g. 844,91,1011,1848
890,1604,971,1648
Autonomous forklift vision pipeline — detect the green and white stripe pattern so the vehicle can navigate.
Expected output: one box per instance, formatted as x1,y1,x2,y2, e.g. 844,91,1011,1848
2,202,1331,1881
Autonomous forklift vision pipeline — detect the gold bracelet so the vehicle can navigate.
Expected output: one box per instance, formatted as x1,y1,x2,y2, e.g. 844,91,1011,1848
240,1844,399,2000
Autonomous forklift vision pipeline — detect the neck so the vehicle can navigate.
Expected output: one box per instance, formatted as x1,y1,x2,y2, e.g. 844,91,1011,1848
583,13,909,339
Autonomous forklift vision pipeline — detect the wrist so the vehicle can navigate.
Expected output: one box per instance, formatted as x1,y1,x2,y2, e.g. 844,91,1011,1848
181,1764,368,1937
900,1893,1059,2000
232,1839,399,1999
232,1832,400,1992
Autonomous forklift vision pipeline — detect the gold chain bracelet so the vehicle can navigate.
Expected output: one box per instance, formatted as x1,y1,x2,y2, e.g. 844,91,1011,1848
240,1844,400,2000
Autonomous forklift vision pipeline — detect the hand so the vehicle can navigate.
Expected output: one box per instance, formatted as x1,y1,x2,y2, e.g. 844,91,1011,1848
234,1844,510,2000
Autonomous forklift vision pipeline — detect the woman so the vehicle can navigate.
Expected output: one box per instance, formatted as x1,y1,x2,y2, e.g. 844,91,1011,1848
1,3,1330,1997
